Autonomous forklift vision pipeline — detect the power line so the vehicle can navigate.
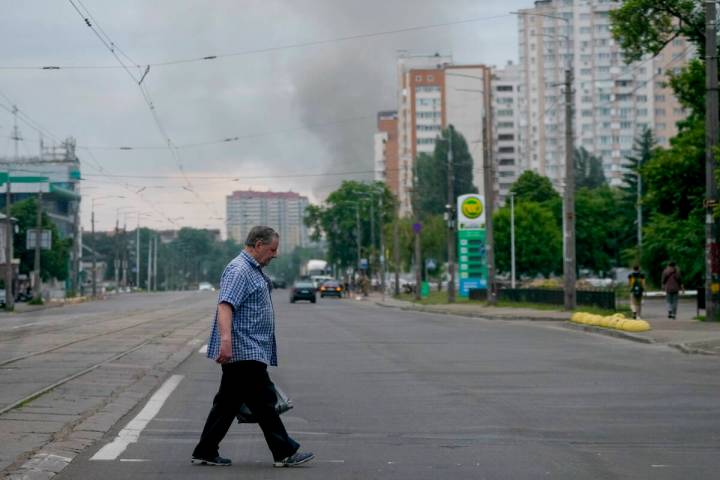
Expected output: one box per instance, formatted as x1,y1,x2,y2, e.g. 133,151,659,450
0,13,513,71
65,0,220,218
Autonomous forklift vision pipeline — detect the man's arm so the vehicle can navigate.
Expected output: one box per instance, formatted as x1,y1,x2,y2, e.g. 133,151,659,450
216,302,234,364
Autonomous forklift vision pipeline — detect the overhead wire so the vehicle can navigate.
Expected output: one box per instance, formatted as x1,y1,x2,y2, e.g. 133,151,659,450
65,0,220,218
0,13,514,71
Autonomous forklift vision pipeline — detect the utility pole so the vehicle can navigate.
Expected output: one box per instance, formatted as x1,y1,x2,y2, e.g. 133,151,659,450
147,232,152,291
121,220,127,290
113,218,119,292
637,171,642,259
563,66,576,310
482,68,497,305
136,217,140,289
91,207,97,297
33,191,42,303
5,106,20,310
378,194,386,298
153,235,158,291
355,205,361,277
510,193,516,289
369,192,376,283
413,158,422,301
705,0,719,321
447,125,456,303
393,198,400,296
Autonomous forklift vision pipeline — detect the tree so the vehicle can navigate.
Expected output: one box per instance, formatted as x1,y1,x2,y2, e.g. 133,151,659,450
11,198,71,282
493,201,562,279
610,1,705,60
417,127,477,218
303,181,394,272
575,187,628,275
574,147,606,190
622,128,656,196
609,0,709,286
509,171,560,205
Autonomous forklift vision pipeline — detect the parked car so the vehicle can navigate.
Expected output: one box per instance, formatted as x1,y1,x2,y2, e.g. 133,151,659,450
290,281,316,303
319,280,343,298
198,282,215,291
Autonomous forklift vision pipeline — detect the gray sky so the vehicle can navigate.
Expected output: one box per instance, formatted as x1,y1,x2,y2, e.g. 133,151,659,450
0,0,530,233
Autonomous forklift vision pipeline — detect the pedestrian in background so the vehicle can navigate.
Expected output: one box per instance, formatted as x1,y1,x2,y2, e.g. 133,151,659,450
628,265,645,319
661,261,683,319
192,226,314,468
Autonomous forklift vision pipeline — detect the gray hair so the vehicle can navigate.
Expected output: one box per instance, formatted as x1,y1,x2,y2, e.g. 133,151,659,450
245,226,279,247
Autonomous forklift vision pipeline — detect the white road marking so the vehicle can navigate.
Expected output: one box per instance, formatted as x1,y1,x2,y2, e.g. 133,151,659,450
198,344,208,354
120,458,150,462
91,374,184,461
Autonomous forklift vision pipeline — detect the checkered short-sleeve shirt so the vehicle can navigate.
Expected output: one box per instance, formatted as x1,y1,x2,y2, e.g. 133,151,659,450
206,250,277,366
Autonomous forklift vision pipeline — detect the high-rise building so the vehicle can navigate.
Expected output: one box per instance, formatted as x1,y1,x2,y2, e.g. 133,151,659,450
226,190,309,254
492,61,523,203
393,53,493,215
374,111,399,197
517,0,692,188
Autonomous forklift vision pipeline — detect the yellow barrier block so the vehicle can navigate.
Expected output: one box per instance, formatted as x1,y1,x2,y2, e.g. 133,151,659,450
571,312,649,332
620,319,651,332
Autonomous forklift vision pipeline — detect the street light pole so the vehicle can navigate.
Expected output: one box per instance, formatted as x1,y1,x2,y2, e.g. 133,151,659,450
563,66,576,310
705,0,719,321
33,190,42,303
91,204,97,298
510,193,516,289
447,125,456,303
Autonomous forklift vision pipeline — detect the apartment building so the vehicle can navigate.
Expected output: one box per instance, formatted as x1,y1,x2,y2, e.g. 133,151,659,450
226,190,309,254
393,53,494,215
373,111,399,197
518,0,691,188
493,62,523,202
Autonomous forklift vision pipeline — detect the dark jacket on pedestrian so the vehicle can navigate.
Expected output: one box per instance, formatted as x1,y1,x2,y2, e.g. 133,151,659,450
661,266,682,294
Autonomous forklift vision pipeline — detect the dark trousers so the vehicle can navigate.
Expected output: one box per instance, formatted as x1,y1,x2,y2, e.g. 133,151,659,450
193,360,299,461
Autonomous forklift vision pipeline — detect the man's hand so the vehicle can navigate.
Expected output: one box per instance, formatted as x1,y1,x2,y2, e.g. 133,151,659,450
217,338,232,364
216,302,233,364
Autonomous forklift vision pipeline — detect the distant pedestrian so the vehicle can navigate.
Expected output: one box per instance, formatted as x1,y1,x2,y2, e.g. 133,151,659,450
627,265,645,319
192,226,314,468
661,261,683,319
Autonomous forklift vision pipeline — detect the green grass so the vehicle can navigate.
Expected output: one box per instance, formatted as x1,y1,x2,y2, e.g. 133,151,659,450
396,292,630,316
28,297,44,306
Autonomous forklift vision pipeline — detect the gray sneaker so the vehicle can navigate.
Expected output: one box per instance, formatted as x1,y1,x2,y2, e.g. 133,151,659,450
191,455,231,466
273,451,315,467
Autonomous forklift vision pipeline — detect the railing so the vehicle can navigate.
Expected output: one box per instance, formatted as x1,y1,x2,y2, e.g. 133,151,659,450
469,288,616,310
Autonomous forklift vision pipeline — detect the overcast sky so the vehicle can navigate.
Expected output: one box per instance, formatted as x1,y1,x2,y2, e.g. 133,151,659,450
0,0,530,233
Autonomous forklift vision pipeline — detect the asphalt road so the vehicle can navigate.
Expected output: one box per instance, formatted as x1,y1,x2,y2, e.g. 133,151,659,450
0,291,217,475
46,293,720,480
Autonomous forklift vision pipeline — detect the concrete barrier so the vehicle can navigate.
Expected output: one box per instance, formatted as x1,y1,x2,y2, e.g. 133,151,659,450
571,311,650,332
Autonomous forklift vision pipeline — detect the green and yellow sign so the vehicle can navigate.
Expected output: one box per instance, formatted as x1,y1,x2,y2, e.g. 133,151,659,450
456,194,485,230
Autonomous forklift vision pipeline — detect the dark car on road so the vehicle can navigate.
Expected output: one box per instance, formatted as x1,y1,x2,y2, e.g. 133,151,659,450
319,280,343,298
290,281,316,303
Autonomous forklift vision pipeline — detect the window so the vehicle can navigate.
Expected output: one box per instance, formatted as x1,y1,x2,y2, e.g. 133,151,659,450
497,122,514,128
496,85,513,92
498,134,514,141
655,108,666,117
655,94,666,102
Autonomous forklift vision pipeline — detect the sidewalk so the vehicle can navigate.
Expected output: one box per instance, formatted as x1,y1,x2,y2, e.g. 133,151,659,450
371,294,720,356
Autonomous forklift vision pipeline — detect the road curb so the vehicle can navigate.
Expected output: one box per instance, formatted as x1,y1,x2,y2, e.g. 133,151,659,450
669,343,720,356
561,321,654,344
375,301,568,322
